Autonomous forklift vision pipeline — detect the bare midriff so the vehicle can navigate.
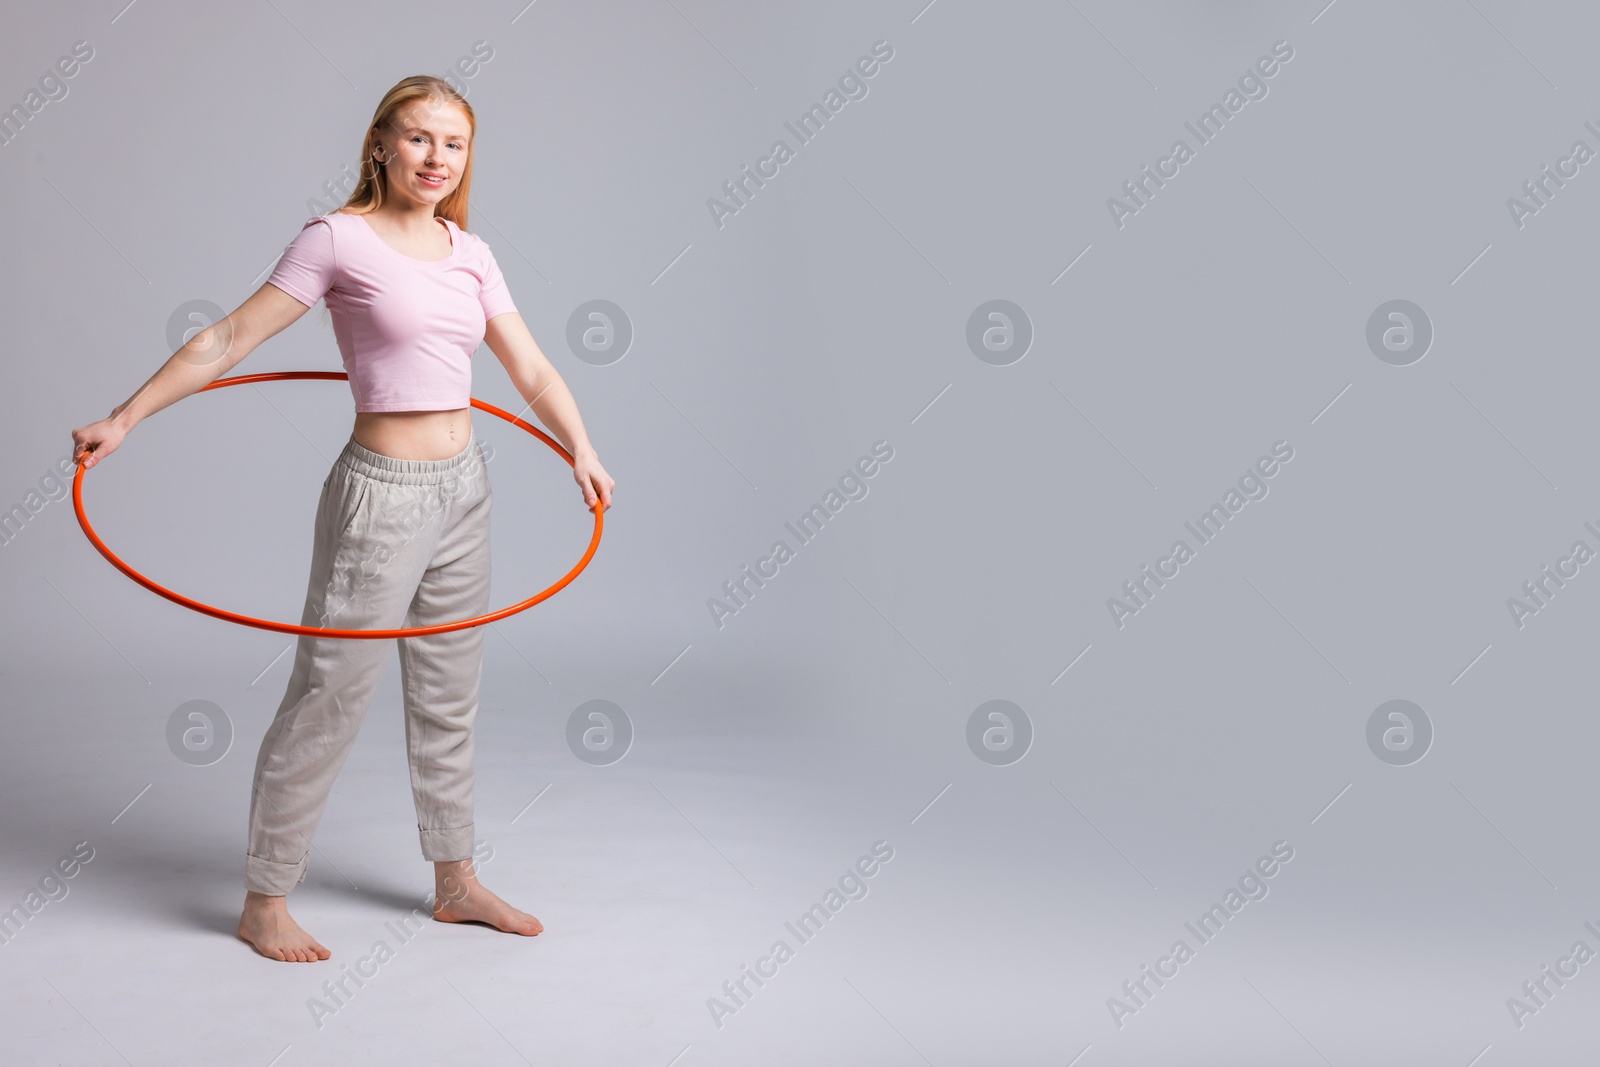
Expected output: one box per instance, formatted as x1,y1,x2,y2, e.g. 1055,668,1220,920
353,408,474,461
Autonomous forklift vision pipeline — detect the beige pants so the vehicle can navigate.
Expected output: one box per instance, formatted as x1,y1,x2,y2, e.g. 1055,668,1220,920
245,429,492,895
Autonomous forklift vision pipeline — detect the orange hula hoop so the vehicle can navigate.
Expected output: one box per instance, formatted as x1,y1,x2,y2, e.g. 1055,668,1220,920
72,371,604,640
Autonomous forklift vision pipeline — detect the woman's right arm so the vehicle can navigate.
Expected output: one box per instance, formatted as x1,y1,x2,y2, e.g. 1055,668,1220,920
71,282,312,468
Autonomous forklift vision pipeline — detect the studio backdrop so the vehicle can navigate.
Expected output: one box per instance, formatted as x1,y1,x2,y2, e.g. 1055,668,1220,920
1,2,1596,1065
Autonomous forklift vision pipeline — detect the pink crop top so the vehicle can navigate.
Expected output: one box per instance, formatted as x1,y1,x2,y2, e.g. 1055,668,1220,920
265,211,518,412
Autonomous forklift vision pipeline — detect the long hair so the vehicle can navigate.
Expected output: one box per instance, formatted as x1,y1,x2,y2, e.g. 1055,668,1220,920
339,76,477,230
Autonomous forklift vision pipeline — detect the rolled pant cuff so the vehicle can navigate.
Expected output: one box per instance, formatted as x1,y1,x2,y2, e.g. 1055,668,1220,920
245,852,310,896
419,824,475,862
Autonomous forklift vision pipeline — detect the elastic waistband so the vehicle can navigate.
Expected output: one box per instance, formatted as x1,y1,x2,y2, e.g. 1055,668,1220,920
337,428,484,485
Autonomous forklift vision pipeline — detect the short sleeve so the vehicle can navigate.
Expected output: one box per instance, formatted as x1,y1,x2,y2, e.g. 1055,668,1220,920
266,216,336,308
476,238,517,321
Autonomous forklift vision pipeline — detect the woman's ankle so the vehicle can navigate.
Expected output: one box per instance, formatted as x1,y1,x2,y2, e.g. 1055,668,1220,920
244,890,289,907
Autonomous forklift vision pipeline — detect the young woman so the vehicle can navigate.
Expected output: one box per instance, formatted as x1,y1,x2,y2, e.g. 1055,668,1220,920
70,76,614,963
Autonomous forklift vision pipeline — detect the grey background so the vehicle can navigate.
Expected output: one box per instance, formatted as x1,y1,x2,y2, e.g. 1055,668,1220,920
1,0,1595,1063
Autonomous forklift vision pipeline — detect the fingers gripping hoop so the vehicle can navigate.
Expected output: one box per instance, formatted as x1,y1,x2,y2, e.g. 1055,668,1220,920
72,371,604,639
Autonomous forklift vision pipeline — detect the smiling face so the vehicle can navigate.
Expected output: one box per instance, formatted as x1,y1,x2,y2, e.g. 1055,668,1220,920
374,97,471,208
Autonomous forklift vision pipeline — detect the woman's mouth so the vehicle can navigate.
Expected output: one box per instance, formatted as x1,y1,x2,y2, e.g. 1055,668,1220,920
418,173,446,187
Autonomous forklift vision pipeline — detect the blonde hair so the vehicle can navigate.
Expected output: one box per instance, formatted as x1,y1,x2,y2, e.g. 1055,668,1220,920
338,75,477,229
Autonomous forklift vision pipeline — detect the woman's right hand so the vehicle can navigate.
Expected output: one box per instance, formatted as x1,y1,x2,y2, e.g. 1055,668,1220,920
71,417,128,470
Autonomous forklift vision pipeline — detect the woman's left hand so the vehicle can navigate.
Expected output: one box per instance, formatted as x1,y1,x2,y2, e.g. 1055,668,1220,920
573,449,614,513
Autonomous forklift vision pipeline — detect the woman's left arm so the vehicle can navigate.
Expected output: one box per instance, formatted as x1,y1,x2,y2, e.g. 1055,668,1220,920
484,312,614,512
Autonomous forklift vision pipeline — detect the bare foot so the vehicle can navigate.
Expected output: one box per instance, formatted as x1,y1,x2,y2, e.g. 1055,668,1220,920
432,859,543,935
237,890,331,962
